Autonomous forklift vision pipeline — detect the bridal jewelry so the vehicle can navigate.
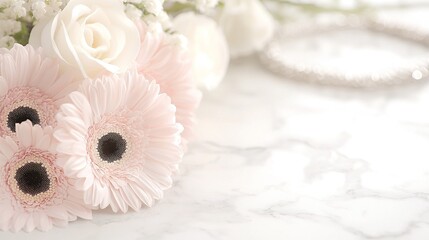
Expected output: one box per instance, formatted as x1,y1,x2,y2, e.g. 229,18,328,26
259,15,429,88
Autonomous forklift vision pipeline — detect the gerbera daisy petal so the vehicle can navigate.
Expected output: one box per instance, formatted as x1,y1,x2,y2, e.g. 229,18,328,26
38,214,52,232
86,181,101,206
45,206,69,220
129,182,153,207
136,173,164,198
61,95,93,126
0,137,18,163
111,189,128,213
0,77,8,96
0,121,92,232
23,217,36,232
119,187,141,212
136,21,202,150
63,198,93,220
12,214,27,232
15,121,32,147
55,70,183,212
0,208,14,231
79,174,95,190
107,192,120,213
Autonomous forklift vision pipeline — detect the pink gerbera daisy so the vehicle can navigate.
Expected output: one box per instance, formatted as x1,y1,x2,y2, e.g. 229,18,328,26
136,21,202,148
0,44,78,137
0,121,92,232
54,70,183,213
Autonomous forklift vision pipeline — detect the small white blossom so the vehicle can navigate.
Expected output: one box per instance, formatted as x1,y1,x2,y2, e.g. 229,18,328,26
0,36,16,48
31,1,47,20
125,3,143,20
143,0,163,16
42,0,64,18
0,0,68,48
156,10,172,29
0,19,21,35
166,32,188,50
11,1,27,18
195,0,218,12
126,0,143,3
142,12,165,32
169,0,219,12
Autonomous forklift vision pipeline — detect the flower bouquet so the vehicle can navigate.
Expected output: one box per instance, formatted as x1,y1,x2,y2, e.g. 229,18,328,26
0,0,203,232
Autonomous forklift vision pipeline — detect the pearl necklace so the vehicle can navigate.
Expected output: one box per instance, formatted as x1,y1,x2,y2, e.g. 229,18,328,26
259,15,429,88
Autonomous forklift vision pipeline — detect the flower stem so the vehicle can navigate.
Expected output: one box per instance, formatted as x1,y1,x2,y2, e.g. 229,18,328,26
164,2,196,15
13,20,34,46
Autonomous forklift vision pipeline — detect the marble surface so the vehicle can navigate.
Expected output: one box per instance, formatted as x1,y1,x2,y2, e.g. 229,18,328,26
4,9,429,240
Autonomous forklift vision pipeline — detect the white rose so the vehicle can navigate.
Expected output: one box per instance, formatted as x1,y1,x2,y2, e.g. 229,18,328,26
173,12,229,90
219,0,275,58
29,0,141,78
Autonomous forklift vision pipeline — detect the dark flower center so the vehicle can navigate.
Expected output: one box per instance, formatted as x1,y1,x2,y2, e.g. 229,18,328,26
97,132,127,163
7,106,40,132
15,162,50,196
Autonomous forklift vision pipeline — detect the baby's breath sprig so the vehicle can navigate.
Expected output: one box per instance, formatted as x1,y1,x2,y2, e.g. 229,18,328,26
0,0,66,48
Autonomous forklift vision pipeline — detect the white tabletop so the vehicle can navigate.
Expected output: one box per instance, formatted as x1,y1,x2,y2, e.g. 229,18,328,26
3,8,429,240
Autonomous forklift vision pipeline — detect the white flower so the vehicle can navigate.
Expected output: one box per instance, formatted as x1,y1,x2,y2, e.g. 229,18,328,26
195,0,219,11
143,0,163,16
173,12,229,90
141,9,172,30
171,0,218,12
157,11,173,29
31,1,47,20
125,3,143,20
29,0,141,78
9,0,26,18
219,0,275,58
0,19,21,36
0,36,15,48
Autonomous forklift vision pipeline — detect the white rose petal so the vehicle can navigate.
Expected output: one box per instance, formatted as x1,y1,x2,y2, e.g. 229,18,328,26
219,0,275,58
29,0,141,78
173,12,229,90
